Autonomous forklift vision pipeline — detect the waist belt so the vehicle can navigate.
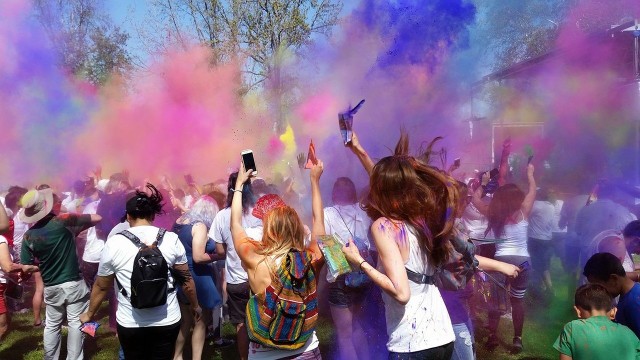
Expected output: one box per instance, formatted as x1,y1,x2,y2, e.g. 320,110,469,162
405,268,435,285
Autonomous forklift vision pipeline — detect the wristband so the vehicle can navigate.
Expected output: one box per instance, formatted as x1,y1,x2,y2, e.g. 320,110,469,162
359,260,367,271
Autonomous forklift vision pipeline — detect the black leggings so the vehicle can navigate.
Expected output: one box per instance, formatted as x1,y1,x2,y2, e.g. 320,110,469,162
388,342,454,360
488,255,529,338
489,297,525,338
117,322,181,360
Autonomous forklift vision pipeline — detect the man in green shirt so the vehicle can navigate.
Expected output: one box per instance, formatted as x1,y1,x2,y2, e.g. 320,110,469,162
554,283,640,360
20,189,101,360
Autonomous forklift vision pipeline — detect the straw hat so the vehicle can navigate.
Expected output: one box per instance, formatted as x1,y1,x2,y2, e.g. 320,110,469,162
19,189,54,224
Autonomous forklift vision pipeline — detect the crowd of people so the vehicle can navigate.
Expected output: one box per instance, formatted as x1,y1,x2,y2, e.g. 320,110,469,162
1,130,640,360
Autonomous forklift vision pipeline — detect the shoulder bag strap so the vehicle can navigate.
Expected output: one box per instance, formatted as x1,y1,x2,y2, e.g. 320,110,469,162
333,206,356,240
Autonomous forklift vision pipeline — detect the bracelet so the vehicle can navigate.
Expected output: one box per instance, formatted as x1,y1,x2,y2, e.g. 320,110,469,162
359,260,367,271
230,188,243,193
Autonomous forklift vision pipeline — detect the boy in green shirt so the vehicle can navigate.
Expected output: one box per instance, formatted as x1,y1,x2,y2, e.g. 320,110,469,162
554,283,640,360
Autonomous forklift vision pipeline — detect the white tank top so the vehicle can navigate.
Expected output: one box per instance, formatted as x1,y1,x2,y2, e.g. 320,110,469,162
381,224,455,353
490,211,530,257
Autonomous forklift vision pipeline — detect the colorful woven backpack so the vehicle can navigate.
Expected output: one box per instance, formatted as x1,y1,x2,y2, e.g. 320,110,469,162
246,249,318,350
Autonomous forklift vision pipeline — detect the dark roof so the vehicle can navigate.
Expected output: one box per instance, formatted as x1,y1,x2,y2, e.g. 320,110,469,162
473,20,637,87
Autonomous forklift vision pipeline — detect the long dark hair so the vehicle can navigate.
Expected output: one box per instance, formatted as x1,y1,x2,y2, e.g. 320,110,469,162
225,172,255,212
364,132,458,267
485,183,525,238
126,183,164,221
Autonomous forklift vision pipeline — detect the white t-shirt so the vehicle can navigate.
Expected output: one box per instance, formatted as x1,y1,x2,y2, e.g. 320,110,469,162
97,225,187,328
551,200,566,233
108,221,131,239
460,203,488,240
81,200,104,263
209,208,263,284
0,235,10,284
323,204,372,282
12,213,29,258
528,201,555,241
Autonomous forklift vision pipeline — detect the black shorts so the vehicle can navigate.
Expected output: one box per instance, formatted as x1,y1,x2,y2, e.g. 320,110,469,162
327,276,369,308
227,281,250,325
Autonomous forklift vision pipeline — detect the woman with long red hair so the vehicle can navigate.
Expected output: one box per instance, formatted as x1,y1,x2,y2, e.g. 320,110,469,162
342,132,457,360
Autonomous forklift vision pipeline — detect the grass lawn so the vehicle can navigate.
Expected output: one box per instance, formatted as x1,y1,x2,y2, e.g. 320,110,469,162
0,259,575,359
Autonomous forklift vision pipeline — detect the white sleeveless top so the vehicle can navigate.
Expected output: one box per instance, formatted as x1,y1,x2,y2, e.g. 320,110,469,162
489,211,530,257
381,224,455,353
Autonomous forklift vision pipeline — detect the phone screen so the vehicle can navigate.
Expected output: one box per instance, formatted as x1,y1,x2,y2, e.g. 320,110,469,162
454,158,461,167
242,151,257,174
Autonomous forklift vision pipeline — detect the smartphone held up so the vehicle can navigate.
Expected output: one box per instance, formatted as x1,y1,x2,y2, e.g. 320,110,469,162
241,149,257,176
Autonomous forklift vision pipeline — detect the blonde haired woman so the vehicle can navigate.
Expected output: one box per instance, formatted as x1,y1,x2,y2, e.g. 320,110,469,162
231,162,323,360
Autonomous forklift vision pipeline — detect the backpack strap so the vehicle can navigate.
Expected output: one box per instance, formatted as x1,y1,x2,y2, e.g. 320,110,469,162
120,230,145,248
405,267,435,285
156,228,166,245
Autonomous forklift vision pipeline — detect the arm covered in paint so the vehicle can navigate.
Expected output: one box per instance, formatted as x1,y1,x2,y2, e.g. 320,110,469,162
81,274,115,322
342,218,411,305
172,262,202,322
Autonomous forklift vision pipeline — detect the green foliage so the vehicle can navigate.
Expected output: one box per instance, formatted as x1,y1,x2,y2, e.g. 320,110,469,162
151,0,342,89
473,0,574,72
32,0,132,86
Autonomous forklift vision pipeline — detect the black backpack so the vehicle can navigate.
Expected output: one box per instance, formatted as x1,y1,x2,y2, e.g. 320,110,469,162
118,229,170,309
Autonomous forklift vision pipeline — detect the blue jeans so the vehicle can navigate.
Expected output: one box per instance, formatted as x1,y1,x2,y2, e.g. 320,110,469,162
451,323,474,360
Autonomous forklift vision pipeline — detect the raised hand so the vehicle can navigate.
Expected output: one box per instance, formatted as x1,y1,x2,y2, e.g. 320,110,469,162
310,160,324,182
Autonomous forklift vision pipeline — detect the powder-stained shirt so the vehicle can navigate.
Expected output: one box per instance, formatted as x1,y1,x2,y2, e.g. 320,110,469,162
21,213,93,286
554,316,640,360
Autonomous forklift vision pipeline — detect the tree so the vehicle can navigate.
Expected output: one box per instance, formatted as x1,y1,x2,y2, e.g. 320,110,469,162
32,0,132,86
150,0,342,88
473,0,574,72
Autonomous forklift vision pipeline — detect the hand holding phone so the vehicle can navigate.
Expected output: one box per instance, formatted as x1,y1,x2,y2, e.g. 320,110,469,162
241,149,257,176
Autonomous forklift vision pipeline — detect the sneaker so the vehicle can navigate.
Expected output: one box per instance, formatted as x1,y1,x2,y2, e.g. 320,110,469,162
210,338,234,348
486,334,499,351
512,336,523,354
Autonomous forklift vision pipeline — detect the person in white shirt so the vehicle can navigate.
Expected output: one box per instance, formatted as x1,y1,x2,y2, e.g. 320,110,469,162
528,190,557,293
78,188,103,289
208,172,261,360
0,203,19,339
4,186,42,326
80,184,201,360
323,177,372,360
